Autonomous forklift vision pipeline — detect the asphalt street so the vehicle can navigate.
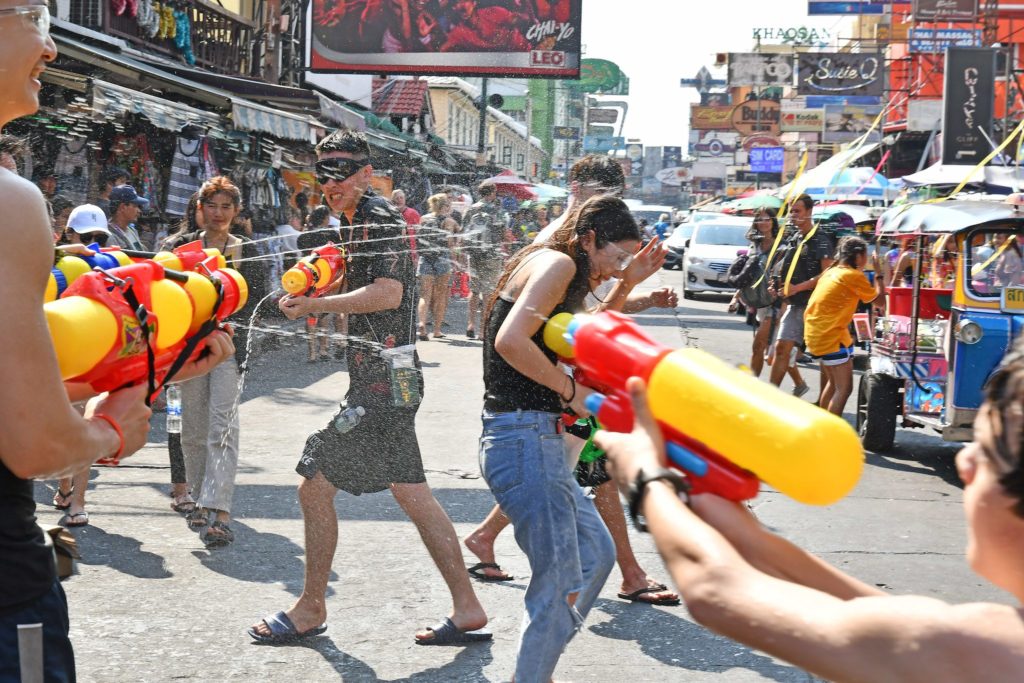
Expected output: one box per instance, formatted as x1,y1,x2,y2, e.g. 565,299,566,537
35,270,1006,682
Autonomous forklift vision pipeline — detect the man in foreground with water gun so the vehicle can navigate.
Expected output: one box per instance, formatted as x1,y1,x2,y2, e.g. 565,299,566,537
251,128,490,647
0,6,234,679
595,367,1024,682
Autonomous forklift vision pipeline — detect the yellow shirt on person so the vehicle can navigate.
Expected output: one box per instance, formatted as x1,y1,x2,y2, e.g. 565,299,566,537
804,266,877,357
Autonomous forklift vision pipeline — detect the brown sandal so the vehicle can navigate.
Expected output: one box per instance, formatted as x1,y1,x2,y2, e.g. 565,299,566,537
171,493,197,514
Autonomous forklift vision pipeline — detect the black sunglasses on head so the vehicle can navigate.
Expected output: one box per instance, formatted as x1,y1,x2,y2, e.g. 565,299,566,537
316,158,368,186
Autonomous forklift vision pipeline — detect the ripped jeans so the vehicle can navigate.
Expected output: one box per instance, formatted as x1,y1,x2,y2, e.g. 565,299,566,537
479,410,615,683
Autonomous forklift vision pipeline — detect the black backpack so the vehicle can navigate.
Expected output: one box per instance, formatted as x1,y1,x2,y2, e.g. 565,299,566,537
727,253,758,289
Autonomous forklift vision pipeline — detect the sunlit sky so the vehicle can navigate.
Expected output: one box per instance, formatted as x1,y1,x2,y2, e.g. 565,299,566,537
580,0,857,146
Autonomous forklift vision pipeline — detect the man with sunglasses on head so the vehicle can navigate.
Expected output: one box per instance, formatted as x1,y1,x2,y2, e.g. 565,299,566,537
251,128,490,647
0,5,235,679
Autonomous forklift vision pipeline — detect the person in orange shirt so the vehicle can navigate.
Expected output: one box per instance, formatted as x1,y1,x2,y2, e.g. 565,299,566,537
804,237,884,415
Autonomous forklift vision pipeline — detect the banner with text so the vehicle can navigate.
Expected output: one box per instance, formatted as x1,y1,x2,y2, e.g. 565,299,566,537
942,47,996,166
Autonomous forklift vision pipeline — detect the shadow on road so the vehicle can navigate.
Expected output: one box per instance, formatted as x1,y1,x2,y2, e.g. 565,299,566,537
864,431,963,490
189,519,338,599
590,600,802,681
275,636,493,682
74,525,173,580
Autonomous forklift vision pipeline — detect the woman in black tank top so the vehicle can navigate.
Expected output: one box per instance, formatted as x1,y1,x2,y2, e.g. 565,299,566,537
477,195,641,681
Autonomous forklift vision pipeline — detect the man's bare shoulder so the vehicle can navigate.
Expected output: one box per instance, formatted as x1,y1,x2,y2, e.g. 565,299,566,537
0,169,56,268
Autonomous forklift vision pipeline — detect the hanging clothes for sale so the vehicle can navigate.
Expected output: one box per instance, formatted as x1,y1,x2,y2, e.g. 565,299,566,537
166,136,205,216
173,9,196,66
53,139,90,205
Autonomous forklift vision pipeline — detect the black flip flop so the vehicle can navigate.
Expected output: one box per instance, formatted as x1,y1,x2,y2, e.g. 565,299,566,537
617,584,681,606
467,562,513,582
415,617,492,646
248,611,327,645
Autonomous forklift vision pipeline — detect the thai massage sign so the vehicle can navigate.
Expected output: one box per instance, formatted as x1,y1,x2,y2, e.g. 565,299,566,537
797,52,885,97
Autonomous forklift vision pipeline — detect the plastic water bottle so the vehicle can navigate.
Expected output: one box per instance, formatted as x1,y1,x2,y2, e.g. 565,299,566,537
165,384,182,434
332,405,365,434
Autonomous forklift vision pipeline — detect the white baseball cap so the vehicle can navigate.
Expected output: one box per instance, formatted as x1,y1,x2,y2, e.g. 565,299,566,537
66,204,111,235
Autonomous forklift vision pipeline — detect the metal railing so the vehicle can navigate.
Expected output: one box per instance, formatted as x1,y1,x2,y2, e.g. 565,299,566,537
73,0,260,78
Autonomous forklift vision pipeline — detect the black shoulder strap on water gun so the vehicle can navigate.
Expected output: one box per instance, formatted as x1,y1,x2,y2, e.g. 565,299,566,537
116,278,158,407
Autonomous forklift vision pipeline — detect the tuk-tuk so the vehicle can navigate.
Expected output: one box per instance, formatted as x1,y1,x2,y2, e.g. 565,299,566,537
857,200,1024,451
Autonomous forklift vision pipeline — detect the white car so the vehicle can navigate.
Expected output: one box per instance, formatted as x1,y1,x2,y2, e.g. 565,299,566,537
682,218,752,299
663,211,724,270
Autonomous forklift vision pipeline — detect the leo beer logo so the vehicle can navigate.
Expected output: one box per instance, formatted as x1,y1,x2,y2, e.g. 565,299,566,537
531,51,566,67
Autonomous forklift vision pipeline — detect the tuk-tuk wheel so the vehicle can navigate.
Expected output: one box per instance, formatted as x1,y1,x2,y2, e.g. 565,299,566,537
857,373,900,452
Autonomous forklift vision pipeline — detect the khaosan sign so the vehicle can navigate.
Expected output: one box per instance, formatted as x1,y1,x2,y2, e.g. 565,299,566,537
797,52,885,97
308,0,582,77
942,47,996,166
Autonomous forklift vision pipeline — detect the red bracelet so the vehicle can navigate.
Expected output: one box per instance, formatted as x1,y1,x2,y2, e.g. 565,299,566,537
93,413,125,464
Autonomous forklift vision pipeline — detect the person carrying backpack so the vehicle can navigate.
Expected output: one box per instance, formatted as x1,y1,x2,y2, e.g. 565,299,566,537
731,209,806,387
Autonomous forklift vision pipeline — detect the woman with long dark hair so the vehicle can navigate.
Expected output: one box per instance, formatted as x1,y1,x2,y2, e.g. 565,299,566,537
479,194,640,681
804,236,884,415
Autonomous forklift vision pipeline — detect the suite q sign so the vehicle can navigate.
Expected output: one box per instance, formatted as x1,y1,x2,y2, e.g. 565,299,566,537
308,0,583,78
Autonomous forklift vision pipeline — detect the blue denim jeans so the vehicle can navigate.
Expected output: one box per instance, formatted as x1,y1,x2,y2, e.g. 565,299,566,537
0,580,75,683
479,410,615,683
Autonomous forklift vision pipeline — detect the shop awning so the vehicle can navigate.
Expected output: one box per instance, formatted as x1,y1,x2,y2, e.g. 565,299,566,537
316,92,366,131
53,28,317,145
231,99,316,144
92,79,222,132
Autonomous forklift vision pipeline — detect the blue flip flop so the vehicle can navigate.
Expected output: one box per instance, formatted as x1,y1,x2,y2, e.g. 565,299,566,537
248,611,327,645
415,617,492,646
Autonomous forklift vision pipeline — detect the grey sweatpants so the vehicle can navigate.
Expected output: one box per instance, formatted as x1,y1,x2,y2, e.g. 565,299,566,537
181,359,240,513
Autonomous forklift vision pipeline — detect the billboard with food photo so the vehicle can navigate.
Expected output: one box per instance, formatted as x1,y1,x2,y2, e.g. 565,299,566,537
308,0,583,78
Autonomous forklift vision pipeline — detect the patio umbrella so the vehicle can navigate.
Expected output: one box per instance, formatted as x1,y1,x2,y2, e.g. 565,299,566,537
483,172,538,201
730,194,783,212
803,167,895,200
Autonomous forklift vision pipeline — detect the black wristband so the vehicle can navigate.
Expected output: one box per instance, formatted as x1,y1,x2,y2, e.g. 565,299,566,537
628,467,690,533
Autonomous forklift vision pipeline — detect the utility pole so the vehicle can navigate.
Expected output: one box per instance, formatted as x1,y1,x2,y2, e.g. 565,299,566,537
477,77,489,167
525,97,533,181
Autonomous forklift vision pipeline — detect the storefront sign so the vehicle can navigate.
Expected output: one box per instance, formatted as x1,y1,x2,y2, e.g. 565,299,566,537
808,2,888,14
583,135,625,152
781,108,826,132
588,108,618,124
696,177,725,192
700,92,732,106
805,95,882,108
942,47,996,165
912,0,978,22
909,28,981,53
728,53,794,87
797,52,884,96
731,99,781,136
552,126,580,140
750,146,785,173
690,105,735,130
656,167,692,186
689,130,739,157
822,104,883,143
663,146,683,167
